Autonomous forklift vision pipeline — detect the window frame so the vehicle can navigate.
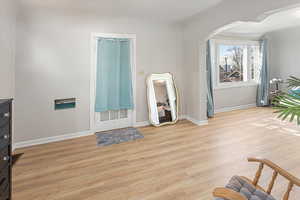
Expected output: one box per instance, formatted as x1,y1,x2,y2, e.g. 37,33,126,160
211,39,260,90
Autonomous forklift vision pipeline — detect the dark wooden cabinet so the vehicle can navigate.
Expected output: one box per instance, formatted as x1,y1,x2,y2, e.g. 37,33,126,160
0,99,12,200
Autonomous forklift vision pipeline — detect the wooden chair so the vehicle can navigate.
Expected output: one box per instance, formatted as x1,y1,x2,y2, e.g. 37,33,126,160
213,158,300,200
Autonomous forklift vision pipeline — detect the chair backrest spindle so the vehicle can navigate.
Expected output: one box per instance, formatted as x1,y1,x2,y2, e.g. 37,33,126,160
282,182,294,200
267,170,278,194
253,163,264,186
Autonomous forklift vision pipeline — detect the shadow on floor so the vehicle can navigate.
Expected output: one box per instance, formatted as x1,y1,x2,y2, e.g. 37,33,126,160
12,153,24,166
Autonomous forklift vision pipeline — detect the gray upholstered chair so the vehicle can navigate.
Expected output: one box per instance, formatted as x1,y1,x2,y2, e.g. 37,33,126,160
213,158,300,200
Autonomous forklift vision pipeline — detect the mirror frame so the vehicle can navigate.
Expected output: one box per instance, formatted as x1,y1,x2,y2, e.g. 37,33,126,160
146,73,179,127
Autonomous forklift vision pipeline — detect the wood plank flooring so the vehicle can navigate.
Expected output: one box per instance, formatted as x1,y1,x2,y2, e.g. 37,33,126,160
13,108,300,200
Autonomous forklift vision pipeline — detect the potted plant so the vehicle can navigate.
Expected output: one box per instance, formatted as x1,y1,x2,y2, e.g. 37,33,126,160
273,76,300,124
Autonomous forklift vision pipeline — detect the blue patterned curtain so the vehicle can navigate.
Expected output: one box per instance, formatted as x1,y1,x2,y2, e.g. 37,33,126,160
256,38,270,107
95,38,134,112
207,40,214,117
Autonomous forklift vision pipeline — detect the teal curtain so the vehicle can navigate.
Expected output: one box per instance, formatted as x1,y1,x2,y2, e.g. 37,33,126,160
256,39,270,107
206,40,214,118
95,38,134,112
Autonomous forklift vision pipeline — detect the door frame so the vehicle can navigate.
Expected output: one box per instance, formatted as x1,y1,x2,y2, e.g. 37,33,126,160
90,33,137,132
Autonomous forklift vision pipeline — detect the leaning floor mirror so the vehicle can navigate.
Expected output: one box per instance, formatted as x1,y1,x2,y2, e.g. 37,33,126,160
146,73,179,127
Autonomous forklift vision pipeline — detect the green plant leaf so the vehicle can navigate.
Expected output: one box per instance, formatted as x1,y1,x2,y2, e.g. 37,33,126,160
273,80,300,125
287,76,300,88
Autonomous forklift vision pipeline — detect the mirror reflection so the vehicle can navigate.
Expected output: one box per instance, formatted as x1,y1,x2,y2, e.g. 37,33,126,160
153,80,172,123
147,73,178,126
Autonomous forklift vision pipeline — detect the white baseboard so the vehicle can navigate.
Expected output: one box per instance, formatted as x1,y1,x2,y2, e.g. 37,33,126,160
13,130,94,151
134,121,151,127
185,116,208,126
13,115,207,150
215,103,256,114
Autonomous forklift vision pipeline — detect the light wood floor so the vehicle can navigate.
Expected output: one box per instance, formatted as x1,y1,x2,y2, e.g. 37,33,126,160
13,108,300,200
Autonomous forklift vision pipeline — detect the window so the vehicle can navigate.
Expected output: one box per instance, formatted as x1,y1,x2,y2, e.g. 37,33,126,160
213,40,260,89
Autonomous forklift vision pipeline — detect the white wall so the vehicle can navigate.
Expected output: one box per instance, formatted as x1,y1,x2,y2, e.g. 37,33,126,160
214,86,257,111
183,0,300,121
0,0,16,98
14,9,185,142
268,26,300,87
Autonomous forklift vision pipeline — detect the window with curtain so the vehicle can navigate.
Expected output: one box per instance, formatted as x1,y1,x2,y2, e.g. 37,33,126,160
212,39,260,89
94,38,134,114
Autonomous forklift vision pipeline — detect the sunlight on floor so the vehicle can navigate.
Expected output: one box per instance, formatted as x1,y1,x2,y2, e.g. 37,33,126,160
250,115,300,136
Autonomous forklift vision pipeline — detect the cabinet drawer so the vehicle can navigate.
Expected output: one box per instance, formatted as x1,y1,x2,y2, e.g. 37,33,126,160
0,125,9,150
0,105,9,128
0,164,9,195
0,147,9,171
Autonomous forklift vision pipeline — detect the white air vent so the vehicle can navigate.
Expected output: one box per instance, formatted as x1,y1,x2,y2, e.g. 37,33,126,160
98,110,128,122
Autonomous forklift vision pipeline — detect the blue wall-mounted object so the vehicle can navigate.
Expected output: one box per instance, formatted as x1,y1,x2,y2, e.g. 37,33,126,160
55,98,76,110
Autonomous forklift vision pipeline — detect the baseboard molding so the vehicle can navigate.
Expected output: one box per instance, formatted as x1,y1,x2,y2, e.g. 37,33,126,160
13,130,94,151
215,103,256,114
13,115,207,150
185,116,208,126
134,121,150,127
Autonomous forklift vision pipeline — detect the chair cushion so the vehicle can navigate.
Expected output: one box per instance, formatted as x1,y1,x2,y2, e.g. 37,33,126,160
215,176,277,200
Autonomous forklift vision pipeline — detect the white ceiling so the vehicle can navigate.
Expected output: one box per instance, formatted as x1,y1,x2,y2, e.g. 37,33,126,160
221,7,300,37
18,0,223,23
